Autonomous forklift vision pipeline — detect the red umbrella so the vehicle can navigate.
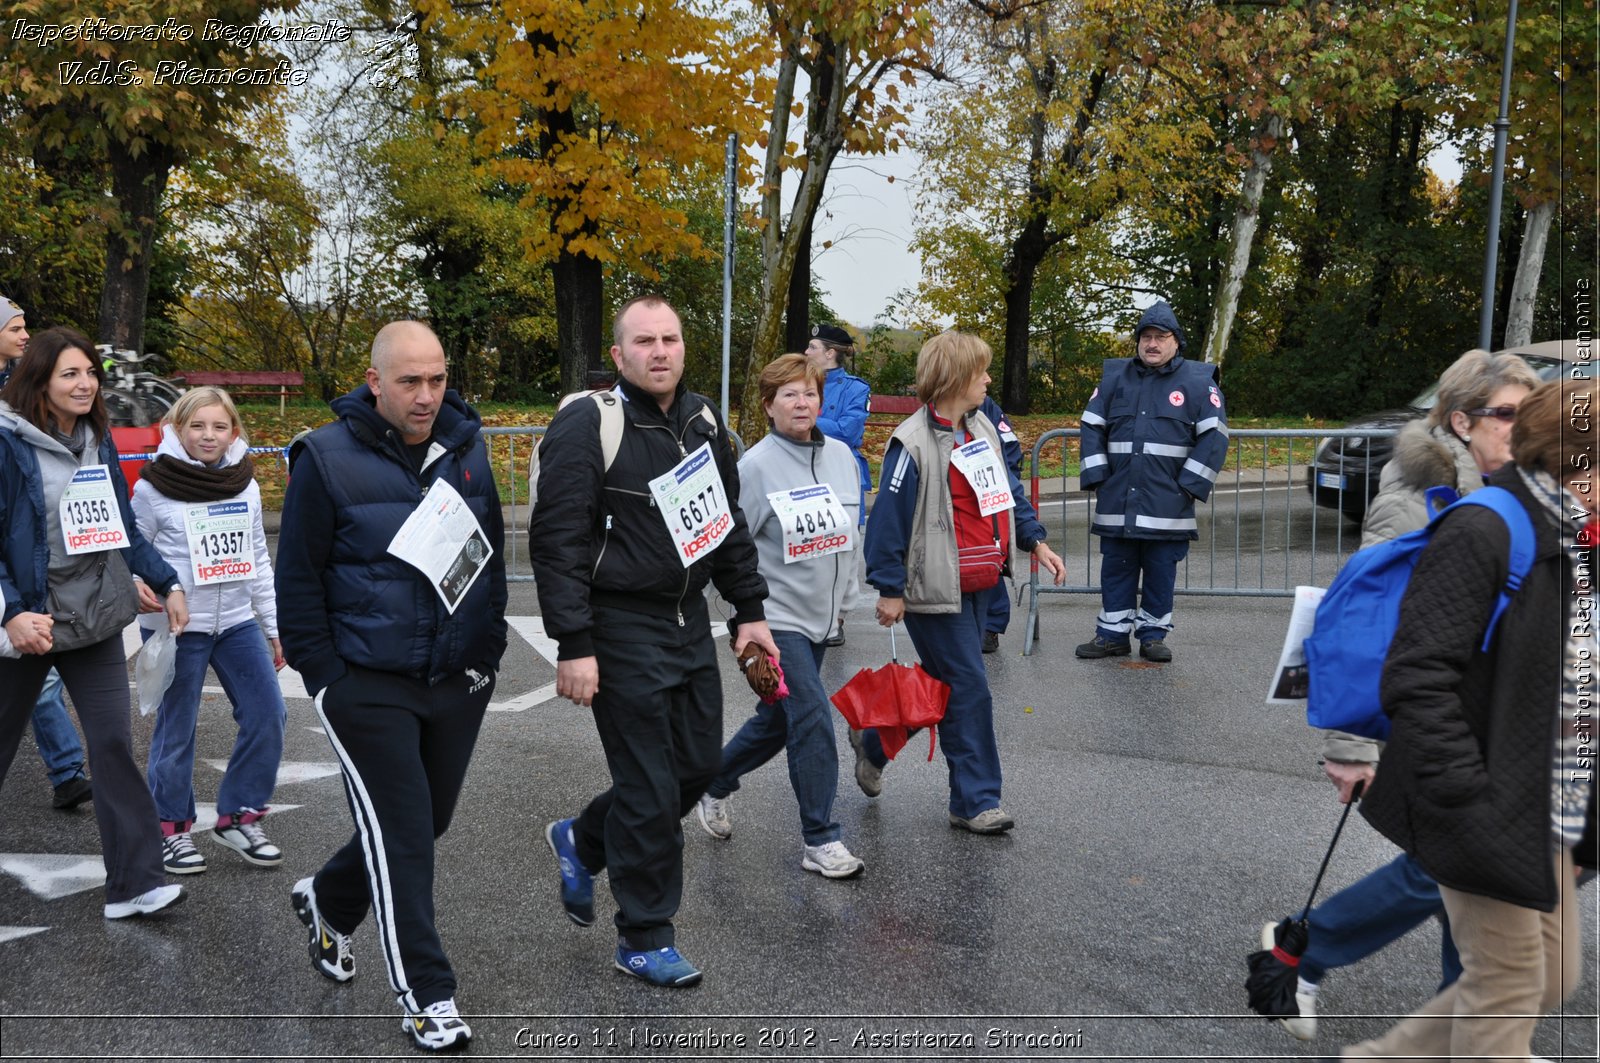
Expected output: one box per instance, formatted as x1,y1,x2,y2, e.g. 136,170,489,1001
830,627,950,760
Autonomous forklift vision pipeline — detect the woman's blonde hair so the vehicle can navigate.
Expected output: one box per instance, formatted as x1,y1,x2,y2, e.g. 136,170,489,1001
165,385,247,445
915,331,991,406
1511,377,1596,481
1427,348,1542,430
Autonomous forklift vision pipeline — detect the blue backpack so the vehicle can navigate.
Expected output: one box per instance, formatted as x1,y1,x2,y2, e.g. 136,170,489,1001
1303,486,1535,740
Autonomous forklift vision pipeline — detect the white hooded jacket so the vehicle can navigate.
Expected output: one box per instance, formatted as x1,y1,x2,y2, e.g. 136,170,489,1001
131,426,278,639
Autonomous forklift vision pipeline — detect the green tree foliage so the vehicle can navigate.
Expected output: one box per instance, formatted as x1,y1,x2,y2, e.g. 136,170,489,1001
1,0,306,353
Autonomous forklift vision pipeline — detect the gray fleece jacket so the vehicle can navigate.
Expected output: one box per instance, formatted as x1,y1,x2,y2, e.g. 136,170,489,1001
738,428,861,644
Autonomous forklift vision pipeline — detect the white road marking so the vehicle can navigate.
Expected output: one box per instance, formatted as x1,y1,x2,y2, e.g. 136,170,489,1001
0,926,48,944
204,760,339,786
0,855,106,900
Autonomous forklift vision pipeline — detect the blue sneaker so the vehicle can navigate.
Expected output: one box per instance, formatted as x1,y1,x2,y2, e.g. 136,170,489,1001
545,819,594,926
614,943,703,987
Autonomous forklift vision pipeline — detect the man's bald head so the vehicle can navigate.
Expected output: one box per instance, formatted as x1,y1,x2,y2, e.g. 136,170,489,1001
367,320,448,444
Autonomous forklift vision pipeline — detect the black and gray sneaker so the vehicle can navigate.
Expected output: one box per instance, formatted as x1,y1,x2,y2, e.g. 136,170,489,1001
162,831,207,875
291,876,354,983
213,812,283,866
1139,639,1172,662
403,998,472,1052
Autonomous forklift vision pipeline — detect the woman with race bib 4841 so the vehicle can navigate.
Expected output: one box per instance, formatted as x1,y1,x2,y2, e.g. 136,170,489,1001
132,386,286,877
0,327,190,918
693,354,866,879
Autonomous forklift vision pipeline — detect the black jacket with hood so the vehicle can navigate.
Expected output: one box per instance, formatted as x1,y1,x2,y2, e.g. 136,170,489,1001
530,379,766,660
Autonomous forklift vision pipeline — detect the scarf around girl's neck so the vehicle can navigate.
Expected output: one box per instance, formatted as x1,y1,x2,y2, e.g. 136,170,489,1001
140,452,255,503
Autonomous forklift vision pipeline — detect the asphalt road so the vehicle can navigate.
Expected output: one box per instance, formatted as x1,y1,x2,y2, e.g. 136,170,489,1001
1,540,1594,1061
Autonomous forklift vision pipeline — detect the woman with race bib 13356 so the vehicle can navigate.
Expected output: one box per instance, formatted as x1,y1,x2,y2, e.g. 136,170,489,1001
0,327,189,919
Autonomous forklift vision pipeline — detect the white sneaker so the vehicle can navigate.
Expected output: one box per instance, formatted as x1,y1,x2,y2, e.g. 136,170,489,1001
695,794,732,840
104,883,185,919
1280,989,1316,1039
948,807,1015,833
801,840,865,879
403,998,472,1051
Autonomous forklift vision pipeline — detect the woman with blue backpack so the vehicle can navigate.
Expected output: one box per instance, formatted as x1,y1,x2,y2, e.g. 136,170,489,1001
1339,377,1595,1060
1263,348,1540,1040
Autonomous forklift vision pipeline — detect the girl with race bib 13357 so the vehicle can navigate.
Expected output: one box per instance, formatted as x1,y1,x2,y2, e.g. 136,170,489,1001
132,385,286,877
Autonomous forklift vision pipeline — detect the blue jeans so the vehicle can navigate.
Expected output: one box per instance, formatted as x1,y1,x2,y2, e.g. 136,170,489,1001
1300,850,1461,990
31,669,86,785
984,580,1010,635
1095,536,1189,642
145,620,286,824
861,594,1003,819
706,630,841,846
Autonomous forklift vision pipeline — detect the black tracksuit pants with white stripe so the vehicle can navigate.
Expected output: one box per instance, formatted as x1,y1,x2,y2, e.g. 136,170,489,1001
312,663,492,1011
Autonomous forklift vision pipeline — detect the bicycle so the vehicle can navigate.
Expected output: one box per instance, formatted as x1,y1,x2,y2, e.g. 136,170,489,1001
94,344,185,427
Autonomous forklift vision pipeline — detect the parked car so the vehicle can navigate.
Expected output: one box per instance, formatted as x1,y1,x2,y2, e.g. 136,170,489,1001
1307,339,1585,522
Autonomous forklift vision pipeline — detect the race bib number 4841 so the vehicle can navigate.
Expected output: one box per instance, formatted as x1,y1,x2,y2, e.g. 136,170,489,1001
768,484,852,563
649,442,734,567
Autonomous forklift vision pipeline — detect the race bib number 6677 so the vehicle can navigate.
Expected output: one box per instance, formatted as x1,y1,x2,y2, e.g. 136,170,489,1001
649,442,734,567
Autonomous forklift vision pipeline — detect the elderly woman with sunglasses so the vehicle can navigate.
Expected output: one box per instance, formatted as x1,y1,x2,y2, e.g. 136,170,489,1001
1359,348,1541,547
1264,348,1542,1040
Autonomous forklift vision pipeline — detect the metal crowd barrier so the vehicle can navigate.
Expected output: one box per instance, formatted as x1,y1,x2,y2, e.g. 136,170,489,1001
1020,427,1396,655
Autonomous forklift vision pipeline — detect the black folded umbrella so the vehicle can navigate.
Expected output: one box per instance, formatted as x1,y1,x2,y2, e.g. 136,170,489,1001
1245,783,1364,1019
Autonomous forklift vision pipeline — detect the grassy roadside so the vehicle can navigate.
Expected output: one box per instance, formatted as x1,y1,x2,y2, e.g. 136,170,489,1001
224,402,1335,510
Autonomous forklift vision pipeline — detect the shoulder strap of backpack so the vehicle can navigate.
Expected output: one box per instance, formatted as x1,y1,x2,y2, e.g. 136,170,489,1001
591,391,625,473
1444,486,1537,651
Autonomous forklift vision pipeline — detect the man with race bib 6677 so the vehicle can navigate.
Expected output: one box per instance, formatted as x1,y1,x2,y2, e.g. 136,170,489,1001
532,294,776,988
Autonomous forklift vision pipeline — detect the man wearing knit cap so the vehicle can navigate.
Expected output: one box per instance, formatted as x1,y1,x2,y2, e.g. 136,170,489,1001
0,296,94,809
0,296,29,373
1075,300,1229,663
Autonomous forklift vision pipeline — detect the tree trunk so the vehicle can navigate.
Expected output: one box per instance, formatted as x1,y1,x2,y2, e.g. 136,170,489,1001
1000,216,1049,413
784,216,812,351
554,247,603,395
97,137,174,353
740,41,847,435
1503,200,1554,348
1365,105,1424,332
536,51,606,397
1203,114,1280,366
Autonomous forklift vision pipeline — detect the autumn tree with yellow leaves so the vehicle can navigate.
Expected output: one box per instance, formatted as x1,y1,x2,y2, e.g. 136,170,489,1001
0,0,303,354
416,0,769,395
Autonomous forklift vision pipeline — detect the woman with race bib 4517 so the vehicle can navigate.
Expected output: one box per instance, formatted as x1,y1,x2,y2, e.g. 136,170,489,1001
858,331,1065,834
0,327,190,918
132,385,286,877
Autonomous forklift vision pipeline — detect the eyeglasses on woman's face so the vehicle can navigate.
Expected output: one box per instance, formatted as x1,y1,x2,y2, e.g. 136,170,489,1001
1467,405,1518,422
